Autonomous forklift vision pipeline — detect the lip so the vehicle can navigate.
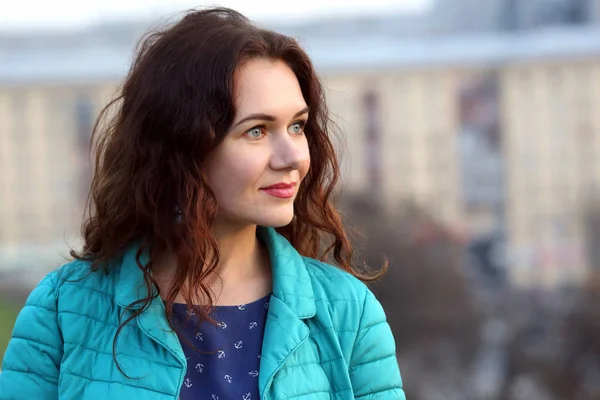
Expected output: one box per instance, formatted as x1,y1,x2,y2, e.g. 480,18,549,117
260,182,297,199
261,182,297,190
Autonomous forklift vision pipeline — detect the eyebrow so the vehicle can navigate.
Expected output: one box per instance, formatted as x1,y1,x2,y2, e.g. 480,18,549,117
233,106,310,128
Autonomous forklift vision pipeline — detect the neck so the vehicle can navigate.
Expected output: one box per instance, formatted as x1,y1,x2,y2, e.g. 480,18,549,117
211,222,262,282
154,223,272,305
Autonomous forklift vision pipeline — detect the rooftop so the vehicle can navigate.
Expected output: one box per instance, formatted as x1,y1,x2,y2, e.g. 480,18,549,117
2,21,600,85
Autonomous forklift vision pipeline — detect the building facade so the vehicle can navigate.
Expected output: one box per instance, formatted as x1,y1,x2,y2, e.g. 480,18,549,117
2,19,600,287
502,59,600,287
0,82,116,270
322,69,463,227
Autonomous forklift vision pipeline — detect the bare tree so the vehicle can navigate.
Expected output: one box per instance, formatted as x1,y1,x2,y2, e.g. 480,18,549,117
339,194,482,398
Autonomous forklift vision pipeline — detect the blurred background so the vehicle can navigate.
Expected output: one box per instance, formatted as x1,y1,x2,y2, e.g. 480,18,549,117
2,0,600,399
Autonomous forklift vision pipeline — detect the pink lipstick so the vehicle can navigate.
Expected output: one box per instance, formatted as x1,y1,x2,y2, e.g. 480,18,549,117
260,182,297,199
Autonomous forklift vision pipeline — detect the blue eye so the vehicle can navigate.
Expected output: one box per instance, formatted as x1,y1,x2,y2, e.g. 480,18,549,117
289,121,305,135
246,127,264,140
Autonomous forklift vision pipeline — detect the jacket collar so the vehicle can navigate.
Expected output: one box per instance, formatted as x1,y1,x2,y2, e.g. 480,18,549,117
114,240,152,309
256,226,316,318
114,226,317,394
114,226,316,318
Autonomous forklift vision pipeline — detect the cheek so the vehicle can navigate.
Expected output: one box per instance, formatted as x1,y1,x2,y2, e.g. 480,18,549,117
209,153,265,194
299,141,311,180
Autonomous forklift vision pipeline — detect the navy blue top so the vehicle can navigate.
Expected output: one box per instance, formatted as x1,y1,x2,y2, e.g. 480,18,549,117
171,294,271,400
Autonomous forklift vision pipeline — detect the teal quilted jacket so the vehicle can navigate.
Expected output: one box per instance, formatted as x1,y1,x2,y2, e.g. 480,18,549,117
0,227,405,399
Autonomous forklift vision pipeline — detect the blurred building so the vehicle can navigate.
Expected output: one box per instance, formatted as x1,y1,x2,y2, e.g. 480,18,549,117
271,0,600,41
323,70,463,227
0,22,149,271
2,4,600,287
0,82,116,271
432,0,600,33
502,58,600,287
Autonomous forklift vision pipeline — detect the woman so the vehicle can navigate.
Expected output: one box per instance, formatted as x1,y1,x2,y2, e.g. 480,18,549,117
0,7,404,400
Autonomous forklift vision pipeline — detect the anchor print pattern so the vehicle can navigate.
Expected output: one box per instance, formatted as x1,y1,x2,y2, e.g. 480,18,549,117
170,293,271,400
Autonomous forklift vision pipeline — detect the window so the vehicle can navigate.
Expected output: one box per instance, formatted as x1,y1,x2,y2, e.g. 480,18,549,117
75,94,94,147
74,94,95,206
363,88,382,196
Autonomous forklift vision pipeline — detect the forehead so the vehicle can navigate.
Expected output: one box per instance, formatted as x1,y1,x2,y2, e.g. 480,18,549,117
233,58,306,115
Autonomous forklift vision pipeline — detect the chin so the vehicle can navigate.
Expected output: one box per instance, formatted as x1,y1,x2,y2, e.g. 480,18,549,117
256,210,295,228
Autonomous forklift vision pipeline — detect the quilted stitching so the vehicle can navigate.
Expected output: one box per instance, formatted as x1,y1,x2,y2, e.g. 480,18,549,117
0,227,405,399
0,275,62,399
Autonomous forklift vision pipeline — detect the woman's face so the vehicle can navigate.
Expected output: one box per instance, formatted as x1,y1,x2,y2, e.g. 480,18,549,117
204,58,311,229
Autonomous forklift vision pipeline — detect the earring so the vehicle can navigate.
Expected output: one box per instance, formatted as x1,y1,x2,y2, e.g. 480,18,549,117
174,205,184,222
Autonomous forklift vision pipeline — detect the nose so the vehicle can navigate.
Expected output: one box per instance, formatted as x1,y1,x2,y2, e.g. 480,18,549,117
269,131,309,171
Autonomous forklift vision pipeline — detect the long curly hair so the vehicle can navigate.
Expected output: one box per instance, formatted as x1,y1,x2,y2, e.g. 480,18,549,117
71,6,386,375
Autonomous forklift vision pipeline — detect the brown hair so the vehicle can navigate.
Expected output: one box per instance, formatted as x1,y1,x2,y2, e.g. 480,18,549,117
71,6,385,375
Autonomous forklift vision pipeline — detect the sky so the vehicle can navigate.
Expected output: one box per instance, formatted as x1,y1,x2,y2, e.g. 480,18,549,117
0,0,433,31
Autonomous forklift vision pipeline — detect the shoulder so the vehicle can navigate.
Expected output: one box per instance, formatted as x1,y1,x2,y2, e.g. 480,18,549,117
300,257,394,355
6,258,117,355
301,256,380,317
302,256,369,296
40,256,122,303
